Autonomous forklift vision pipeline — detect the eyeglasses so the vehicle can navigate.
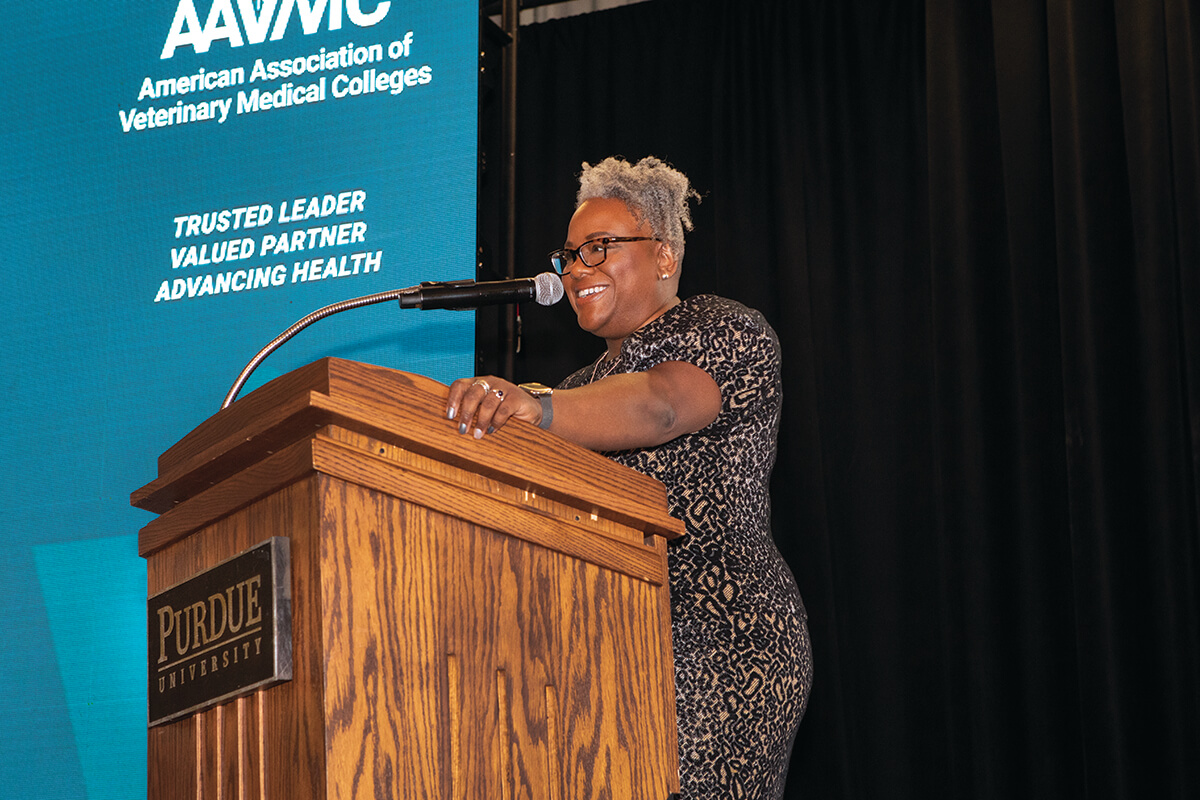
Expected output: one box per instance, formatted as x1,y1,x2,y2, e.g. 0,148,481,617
548,236,660,275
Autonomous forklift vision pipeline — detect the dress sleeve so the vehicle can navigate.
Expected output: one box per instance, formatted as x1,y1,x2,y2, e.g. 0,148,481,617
633,297,782,433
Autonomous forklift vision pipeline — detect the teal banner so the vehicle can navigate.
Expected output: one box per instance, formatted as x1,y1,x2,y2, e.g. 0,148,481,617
0,2,477,796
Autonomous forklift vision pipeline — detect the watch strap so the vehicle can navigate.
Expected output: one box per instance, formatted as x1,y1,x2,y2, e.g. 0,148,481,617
536,394,553,429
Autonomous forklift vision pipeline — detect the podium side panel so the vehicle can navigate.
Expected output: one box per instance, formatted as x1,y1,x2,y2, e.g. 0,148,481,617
146,477,326,800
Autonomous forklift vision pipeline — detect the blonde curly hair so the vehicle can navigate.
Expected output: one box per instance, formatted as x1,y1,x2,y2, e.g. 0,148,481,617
577,156,701,265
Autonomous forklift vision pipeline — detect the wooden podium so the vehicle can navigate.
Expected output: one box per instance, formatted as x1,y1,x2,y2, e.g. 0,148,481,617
132,358,682,799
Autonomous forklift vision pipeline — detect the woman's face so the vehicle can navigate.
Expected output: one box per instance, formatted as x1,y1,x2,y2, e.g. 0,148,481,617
560,197,676,346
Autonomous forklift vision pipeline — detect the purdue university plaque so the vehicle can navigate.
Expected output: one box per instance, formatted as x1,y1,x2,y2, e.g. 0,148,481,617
147,537,292,726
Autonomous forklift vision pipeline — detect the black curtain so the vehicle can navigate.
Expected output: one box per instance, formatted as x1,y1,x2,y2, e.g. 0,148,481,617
504,0,1200,797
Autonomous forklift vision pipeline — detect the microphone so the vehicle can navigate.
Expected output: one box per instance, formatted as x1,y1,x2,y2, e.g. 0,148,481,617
220,272,565,408
398,272,564,310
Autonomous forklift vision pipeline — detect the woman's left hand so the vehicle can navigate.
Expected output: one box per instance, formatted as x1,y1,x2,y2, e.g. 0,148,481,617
445,376,542,438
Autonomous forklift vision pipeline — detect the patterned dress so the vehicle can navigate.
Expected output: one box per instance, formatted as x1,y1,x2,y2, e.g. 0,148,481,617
558,295,812,799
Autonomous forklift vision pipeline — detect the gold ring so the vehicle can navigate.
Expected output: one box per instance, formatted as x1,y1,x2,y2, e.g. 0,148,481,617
471,379,492,393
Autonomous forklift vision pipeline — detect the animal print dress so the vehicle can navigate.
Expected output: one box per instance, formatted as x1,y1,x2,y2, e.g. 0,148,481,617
558,295,812,799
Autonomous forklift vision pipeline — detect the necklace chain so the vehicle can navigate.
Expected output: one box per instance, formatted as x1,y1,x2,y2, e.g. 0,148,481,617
590,354,621,383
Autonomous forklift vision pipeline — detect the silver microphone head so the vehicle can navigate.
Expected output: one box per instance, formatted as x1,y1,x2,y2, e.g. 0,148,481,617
534,272,565,306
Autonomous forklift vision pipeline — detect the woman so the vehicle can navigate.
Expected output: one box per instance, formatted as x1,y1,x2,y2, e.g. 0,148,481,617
447,156,811,799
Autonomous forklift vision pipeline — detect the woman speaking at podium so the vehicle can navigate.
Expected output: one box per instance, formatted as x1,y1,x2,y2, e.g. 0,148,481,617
446,156,811,799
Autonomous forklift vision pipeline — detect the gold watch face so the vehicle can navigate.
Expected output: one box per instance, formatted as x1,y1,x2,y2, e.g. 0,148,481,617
518,382,553,397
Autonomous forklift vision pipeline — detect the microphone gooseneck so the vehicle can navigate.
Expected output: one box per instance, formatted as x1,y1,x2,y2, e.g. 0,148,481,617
221,289,406,409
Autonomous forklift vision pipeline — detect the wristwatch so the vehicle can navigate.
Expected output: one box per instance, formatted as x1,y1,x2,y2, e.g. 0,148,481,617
518,383,554,429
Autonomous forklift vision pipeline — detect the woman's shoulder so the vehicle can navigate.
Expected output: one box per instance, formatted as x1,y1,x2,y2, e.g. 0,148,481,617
633,294,780,378
670,295,778,341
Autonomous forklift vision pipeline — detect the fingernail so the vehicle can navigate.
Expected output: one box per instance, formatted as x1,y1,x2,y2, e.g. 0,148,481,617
447,406,456,419
473,428,484,439
487,426,495,434
458,422,467,435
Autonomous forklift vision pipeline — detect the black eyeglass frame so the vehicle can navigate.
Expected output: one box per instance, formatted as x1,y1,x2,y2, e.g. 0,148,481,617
548,236,661,275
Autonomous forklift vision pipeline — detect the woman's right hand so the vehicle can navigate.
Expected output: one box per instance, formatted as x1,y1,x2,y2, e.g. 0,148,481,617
445,376,543,439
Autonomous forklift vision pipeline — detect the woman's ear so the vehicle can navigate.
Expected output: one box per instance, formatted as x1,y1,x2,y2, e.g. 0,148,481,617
657,241,679,280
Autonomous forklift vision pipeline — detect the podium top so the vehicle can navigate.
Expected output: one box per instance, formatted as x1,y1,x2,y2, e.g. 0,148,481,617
132,358,684,543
